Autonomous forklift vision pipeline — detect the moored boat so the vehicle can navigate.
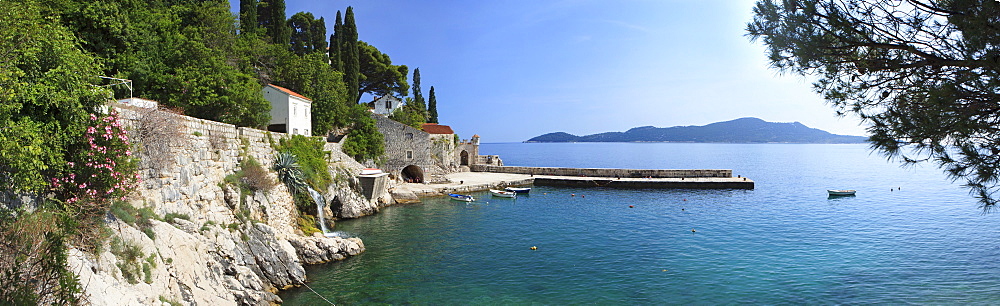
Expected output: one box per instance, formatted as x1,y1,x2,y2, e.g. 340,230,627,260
448,193,475,202
505,187,531,194
828,190,857,196
490,189,517,198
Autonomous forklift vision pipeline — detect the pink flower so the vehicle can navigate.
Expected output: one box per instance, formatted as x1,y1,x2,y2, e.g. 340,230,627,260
89,114,97,121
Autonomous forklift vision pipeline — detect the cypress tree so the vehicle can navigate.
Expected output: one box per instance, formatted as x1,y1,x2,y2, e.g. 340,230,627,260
343,7,361,103
259,0,290,45
412,68,424,113
428,86,438,123
311,17,326,54
239,0,258,35
329,11,342,71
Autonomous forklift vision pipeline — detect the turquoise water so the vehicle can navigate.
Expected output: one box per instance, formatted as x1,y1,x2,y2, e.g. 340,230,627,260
282,143,1000,304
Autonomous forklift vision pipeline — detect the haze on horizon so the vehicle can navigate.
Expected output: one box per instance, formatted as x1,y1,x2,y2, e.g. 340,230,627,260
237,0,868,142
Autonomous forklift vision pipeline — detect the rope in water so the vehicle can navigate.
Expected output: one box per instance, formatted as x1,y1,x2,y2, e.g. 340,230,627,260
301,282,335,305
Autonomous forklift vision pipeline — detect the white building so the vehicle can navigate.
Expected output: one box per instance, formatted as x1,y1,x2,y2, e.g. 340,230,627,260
263,84,312,136
369,95,403,115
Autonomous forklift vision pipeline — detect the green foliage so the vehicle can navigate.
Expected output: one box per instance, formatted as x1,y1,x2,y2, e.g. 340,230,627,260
358,41,410,100
259,0,290,45
276,135,331,190
273,152,308,194
163,212,190,223
160,296,183,306
428,86,439,123
0,208,83,304
747,0,1000,209
297,215,321,236
192,131,203,136
273,51,351,133
341,7,361,104
0,0,108,194
329,11,343,71
110,236,144,285
343,106,386,161
390,97,427,129
239,0,259,35
288,12,326,55
412,68,424,115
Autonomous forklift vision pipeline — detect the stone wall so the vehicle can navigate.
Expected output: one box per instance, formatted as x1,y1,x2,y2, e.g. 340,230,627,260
69,107,366,305
471,165,733,178
372,114,433,178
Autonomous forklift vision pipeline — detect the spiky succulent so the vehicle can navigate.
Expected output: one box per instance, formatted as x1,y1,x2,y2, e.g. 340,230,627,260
273,152,308,194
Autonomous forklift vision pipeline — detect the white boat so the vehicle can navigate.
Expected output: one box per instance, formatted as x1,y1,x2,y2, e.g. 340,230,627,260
504,187,531,194
828,190,857,196
490,189,517,198
448,193,475,202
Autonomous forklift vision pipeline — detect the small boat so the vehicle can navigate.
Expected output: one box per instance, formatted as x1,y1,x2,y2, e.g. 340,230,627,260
490,189,517,198
828,190,857,196
504,187,531,194
448,193,475,202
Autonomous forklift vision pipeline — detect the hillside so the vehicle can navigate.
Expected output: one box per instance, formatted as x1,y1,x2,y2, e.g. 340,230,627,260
526,117,867,143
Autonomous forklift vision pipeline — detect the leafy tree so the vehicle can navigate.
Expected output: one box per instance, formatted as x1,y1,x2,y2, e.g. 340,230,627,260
258,0,290,45
0,0,107,193
389,97,426,129
342,105,386,162
273,51,352,133
747,0,1000,208
428,86,439,123
342,7,361,104
358,41,410,100
288,12,326,55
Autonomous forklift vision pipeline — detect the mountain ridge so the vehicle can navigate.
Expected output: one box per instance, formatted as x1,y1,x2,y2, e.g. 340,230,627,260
525,117,867,143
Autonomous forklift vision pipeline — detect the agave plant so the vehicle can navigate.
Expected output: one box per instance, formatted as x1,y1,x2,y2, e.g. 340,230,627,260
273,152,308,194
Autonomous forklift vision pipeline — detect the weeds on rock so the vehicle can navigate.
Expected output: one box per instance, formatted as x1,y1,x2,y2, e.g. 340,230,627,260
0,206,83,305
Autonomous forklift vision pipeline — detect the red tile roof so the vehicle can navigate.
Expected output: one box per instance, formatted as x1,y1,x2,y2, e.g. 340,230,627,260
267,84,312,102
422,123,454,134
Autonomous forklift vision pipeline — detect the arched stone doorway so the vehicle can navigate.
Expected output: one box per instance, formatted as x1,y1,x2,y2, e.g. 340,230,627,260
460,150,470,166
401,165,424,183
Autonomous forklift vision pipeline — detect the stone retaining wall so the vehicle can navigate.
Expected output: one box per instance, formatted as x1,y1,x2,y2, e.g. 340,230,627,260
471,165,732,178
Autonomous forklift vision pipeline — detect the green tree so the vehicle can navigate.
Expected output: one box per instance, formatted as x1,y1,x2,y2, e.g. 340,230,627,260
288,12,326,55
342,105,385,161
239,0,258,35
412,68,424,114
328,11,342,71
358,41,410,100
747,0,1000,208
258,0,290,45
273,51,352,133
428,86,438,123
342,7,361,104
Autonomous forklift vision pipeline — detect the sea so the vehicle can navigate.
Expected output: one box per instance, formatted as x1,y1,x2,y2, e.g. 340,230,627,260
281,143,1000,304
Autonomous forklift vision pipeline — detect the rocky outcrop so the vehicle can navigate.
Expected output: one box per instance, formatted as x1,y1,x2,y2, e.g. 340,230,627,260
287,236,365,264
328,181,379,219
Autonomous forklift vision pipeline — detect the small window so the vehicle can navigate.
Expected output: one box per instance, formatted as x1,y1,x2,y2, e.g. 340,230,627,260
293,104,297,116
405,133,413,140
386,100,391,110
293,128,298,135
406,151,412,159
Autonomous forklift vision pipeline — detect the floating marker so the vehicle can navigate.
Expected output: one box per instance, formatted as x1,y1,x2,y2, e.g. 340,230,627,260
530,246,538,250
691,229,696,232
629,205,634,208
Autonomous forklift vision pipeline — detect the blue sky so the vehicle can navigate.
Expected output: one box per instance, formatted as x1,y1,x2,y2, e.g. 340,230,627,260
239,0,867,142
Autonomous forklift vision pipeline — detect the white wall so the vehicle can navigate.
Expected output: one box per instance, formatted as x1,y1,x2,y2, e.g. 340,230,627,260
263,86,312,136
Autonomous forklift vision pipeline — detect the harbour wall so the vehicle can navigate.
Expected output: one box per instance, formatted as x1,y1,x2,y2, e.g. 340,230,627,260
532,177,754,189
471,165,732,178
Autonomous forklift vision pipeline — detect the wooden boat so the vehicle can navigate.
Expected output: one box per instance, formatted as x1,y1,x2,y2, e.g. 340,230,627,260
504,187,531,194
828,190,857,196
490,189,517,198
448,193,475,202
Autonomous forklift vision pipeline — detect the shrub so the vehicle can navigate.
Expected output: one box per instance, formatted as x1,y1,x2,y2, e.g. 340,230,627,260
275,135,331,190
110,237,144,285
273,152,308,194
240,157,276,192
162,213,190,223
0,208,83,305
132,107,186,176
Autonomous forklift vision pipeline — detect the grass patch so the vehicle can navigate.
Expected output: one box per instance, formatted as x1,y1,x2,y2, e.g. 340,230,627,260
110,201,159,240
163,212,190,223
110,237,144,285
191,131,203,136
297,215,321,236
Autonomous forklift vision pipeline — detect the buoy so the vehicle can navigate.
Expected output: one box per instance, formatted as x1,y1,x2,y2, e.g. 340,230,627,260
681,208,685,211
691,229,696,232
581,195,585,198
629,205,634,208
662,269,667,272
571,194,575,197
683,199,687,201
530,246,537,250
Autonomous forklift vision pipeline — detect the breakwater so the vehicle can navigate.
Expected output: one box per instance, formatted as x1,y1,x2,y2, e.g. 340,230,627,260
471,165,732,178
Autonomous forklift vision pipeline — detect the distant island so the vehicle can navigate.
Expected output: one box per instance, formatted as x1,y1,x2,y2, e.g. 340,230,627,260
526,117,868,143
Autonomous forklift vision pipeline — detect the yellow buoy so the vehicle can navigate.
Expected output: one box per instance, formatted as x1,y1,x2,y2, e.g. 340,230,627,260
530,246,538,250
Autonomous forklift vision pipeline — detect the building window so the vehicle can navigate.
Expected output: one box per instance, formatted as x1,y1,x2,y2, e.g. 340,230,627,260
406,151,412,159
293,104,296,116
304,129,309,136
386,100,391,110
405,133,413,140
293,128,298,135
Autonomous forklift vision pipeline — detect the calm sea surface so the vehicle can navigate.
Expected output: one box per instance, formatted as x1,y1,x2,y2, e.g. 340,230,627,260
282,143,1000,304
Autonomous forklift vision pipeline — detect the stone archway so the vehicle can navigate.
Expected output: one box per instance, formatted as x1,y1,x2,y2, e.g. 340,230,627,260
460,150,470,166
401,165,424,183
